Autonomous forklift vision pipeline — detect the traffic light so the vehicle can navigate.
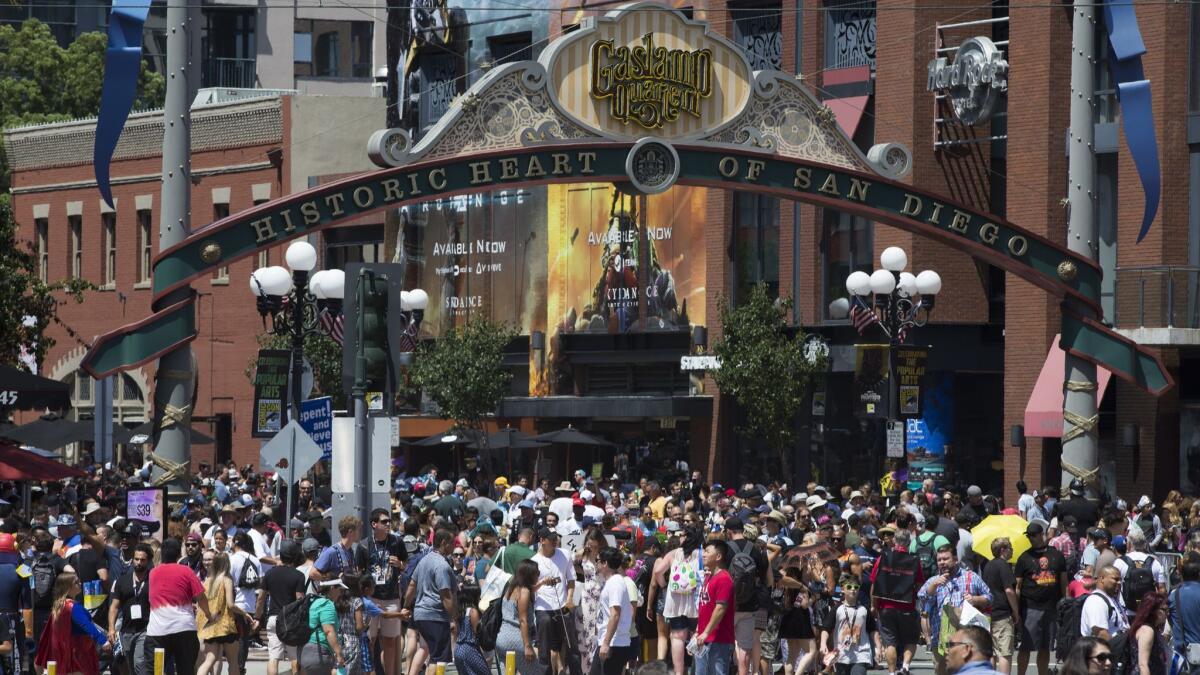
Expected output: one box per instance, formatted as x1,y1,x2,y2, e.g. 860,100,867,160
358,271,390,390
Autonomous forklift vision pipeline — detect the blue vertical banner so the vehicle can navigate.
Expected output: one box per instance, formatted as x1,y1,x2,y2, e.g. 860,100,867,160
95,0,152,207
905,373,953,490
299,397,334,461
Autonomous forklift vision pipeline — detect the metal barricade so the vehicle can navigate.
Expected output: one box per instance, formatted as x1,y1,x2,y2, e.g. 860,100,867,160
1157,551,1184,592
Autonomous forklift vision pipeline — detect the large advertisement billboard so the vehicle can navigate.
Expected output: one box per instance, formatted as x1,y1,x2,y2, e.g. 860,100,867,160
906,373,953,490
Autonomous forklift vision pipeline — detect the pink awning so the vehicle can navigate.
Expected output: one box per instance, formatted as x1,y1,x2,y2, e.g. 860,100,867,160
1024,335,1113,438
824,96,870,139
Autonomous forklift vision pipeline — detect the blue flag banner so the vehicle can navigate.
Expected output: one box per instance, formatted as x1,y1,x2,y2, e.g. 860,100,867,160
1101,0,1160,243
94,0,152,208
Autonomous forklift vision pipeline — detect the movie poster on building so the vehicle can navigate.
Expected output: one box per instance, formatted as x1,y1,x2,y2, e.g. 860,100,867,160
905,373,953,490
853,345,890,419
545,184,708,393
252,349,290,438
397,188,548,337
894,345,929,417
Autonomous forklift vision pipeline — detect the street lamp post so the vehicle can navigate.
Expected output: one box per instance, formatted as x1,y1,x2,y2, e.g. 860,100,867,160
249,240,345,531
837,246,941,486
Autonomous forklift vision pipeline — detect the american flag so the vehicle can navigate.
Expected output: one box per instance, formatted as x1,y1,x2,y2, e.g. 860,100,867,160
319,308,344,346
849,298,879,335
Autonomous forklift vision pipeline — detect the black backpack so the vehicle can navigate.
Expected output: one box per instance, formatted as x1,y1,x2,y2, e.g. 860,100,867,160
31,555,56,609
237,555,261,589
1056,592,1116,661
1109,629,1133,675
914,533,937,578
1120,555,1157,611
729,541,760,606
476,591,505,651
277,594,317,646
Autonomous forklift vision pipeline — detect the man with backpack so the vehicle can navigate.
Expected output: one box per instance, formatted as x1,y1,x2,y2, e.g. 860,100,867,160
229,531,262,675
29,530,65,647
914,518,950,581
254,540,306,675
1014,522,1068,675
724,517,771,675
1079,566,1128,640
1113,530,1166,615
871,528,925,675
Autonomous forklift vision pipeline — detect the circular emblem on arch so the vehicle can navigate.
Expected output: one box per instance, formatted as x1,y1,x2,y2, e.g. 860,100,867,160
200,241,222,264
1057,260,1078,282
625,138,680,195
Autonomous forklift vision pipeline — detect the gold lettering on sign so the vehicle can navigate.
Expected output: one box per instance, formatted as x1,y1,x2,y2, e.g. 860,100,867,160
250,217,276,244
948,210,971,234
979,222,999,245
551,154,571,176
901,194,923,216
301,201,320,225
578,152,596,174
793,167,812,189
1008,236,1029,256
847,178,871,203
499,158,519,180
590,33,714,130
352,187,375,209
278,210,296,233
381,179,404,203
525,156,546,178
718,157,739,178
428,168,447,190
469,162,492,185
926,203,945,225
407,174,422,196
745,160,765,182
818,174,840,196
324,194,346,217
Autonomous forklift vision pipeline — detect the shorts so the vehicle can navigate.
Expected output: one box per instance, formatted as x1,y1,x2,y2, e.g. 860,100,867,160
735,612,758,650
991,616,1016,657
414,619,452,663
266,615,297,661
878,608,920,648
760,612,781,661
370,599,403,639
667,616,697,632
205,632,238,644
1019,606,1055,652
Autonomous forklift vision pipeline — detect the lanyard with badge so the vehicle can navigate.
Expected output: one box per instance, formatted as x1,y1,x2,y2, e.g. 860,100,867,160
129,577,147,621
372,537,390,586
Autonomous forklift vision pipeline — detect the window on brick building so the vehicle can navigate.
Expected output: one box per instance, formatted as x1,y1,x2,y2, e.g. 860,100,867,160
821,209,872,320
35,218,48,283
212,203,229,283
101,212,117,288
825,0,875,71
68,215,82,279
137,209,152,285
731,2,783,71
733,194,780,303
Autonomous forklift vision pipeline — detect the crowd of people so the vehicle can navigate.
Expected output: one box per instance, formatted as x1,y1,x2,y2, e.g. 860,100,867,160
0,458,1197,675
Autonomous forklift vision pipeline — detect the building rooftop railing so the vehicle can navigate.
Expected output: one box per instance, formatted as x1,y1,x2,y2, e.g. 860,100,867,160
1114,264,1200,331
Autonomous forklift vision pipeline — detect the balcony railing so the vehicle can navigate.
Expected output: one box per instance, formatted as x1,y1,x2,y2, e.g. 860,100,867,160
202,57,257,89
1113,265,1200,334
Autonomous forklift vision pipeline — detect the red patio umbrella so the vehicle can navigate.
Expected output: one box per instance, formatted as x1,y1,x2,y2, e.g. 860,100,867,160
0,442,87,481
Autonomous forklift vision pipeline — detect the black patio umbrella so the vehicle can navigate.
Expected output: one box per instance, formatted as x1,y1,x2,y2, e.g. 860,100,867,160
469,427,547,477
0,415,94,450
114,420,214,445
408,429,485,447
532,425,613,478
0,365,69,411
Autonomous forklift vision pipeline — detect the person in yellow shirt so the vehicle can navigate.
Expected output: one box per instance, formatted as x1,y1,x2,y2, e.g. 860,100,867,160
647,482,668,521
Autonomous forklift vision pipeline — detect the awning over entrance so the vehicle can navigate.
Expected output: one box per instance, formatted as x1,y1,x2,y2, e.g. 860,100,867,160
1024,335,1113,438
825,96,870,139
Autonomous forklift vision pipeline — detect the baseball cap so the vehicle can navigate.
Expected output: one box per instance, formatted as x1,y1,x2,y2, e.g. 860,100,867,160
580,516,597,528
849,490,864,500
57,514,77,528
279,540,301,562
251,513,270,527
494,476,510,488
724,516,744,531
664,520,681,533
1025,521,1045,536
186,532,203,543
572,497,586,508
508,486,528,497
456,478,470,489
289,517,307,530
518,499,535,509
302,538,322,556
538,527,559,540
320,578,348,590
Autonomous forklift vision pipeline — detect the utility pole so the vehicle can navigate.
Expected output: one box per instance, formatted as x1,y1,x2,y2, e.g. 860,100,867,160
150,0,198,496
1061,0,1100,493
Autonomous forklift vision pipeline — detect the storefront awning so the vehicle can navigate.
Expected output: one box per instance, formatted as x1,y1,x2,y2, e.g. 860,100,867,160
1024,335,1113,438
824,96,870,139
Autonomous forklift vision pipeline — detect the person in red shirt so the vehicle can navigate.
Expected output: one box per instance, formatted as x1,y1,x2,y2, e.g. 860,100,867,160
870,528,926,675
696,540,735,675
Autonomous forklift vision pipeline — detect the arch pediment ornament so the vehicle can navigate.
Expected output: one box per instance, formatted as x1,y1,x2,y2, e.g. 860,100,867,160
369,3,909,180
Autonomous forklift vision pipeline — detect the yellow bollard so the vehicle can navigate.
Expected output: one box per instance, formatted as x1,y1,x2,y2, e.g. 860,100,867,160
154,647,165,675
46,661,55,675
506,651,517,675
643,639,651,663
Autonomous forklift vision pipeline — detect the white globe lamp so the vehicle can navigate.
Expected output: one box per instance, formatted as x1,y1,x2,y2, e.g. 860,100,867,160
880,246,908,273
845,271,872,296
285,241,318,272
916,270,943,296
869,269,897,295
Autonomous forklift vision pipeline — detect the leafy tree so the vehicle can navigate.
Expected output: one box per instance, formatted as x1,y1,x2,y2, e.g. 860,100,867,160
712,284,824,483
408,318,515,451
245,332,348,410
0,19,165,369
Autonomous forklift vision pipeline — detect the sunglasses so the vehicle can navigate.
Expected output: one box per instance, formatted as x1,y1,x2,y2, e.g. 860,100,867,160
843,585,861,592
375,518,391,525
944,641,968,651
1090,653,1113,664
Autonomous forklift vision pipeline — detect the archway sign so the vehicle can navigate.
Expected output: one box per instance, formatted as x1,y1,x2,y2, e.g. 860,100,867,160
81,2,1171,396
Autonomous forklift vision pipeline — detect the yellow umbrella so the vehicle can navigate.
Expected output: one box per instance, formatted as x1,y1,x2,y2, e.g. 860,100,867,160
971,514,1032,563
